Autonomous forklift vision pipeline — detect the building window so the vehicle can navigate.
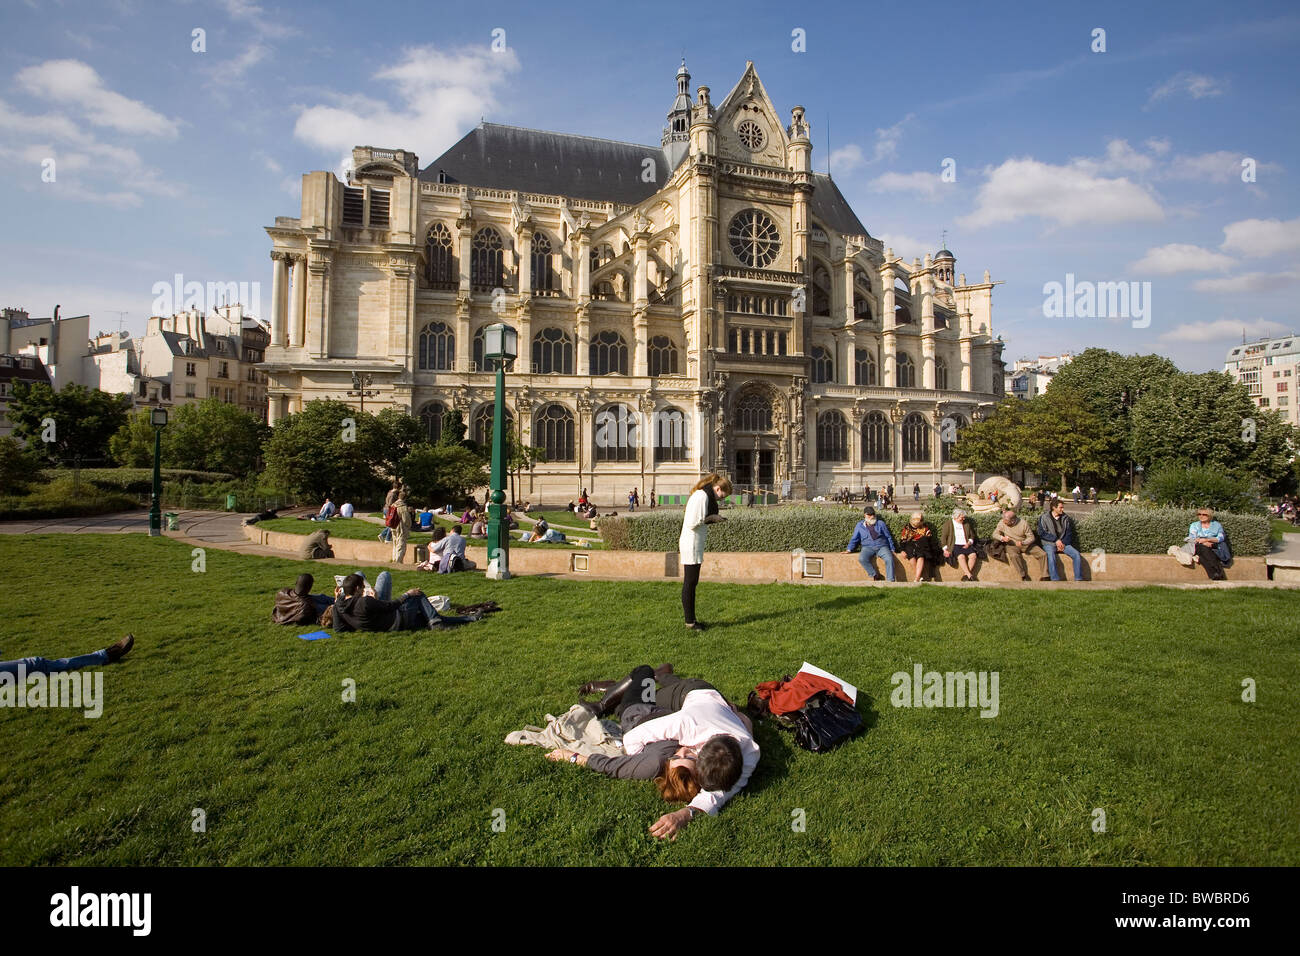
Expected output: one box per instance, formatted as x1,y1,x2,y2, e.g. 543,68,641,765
418,321,455,370
471,227,504,290
648,336,679,376
589,329,628,375
185,384,196,398
736,120,766,151
811,266,831,316
935,357,949,390
473,324,516,372
368,189,390,228
817,410,848,462
902,412,930,462
594,403,639,462
590,244,614,273
534,403,575,461
654,405,688,462
941,413,967,463
425,222,456,289
419,401,445,442
186,362,196,377
735,392,772,432
862,411,891,462
727,209,780,268
855,349,876,386
811,346,834,384
532,327,574,374
897,352,916,388
342,186,365,226
472,403,514,446
531,232,556,295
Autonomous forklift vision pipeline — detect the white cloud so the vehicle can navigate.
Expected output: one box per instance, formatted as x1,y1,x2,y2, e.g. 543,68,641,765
1158,318,1288,343
1145,137,1171,156
829,144,864,174
1191,271,1300,294
1130,243,1236,275
1220,216,1300,257
293,45,522,174
868,170,944,200
1165,150,1278,183
16,59,178,137
1072,138,1156,176
871,113,913,163
958,157,1164,229
1146,71,1227,108
876,233,930,262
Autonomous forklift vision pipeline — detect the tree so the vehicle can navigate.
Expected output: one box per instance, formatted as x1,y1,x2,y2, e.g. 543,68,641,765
1130,372,1295,486
1143,464,1263,513
397,442,489,505
109,410,158,468
950,397,1034,478
374,407,425,476
504,426,546,505
1019,387,1118,491
164,399,270,475
437,408,470,447
6,382,130,466
0,436,43,494
262,400,390,502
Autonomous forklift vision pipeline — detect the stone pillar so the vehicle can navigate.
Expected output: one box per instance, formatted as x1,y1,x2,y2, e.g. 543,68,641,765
269,252,288,346
289,255,307,348
959,310,973,392
457,220,473,294
307,255,330,359
881,262,897,387
576,230,591,302
518,225,533,299
576,304,590,375
633,308,649,376
633,232,649,307
920,259,936,389
843,329,856,387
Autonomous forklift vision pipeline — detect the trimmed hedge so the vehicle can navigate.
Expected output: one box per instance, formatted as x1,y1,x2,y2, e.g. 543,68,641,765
0,476,138,521
600,503,1272,557
47,468,236,495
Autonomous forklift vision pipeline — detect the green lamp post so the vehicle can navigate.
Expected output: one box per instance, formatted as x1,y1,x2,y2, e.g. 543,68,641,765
482,322,517,580
148,405,168,536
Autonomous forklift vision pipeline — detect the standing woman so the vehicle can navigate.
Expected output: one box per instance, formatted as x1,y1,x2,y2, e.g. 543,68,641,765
679,472,733,631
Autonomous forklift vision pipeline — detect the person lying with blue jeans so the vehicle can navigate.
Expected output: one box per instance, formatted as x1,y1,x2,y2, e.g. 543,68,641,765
330,572,482,631
2,634,134,676
845,506,897,581
1036,500,1084,581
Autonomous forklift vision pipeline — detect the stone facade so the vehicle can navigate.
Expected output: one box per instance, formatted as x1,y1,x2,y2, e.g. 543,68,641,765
261,62,1005,500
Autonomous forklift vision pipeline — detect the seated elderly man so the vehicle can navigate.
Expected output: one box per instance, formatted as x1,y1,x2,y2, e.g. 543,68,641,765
993,507,1047,581
1037,499,1084,582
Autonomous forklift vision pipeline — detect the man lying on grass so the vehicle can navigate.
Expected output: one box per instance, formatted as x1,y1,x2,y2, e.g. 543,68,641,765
546,664,759,840
331,572,483,632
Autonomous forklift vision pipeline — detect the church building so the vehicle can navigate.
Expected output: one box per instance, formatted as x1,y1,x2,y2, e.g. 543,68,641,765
262,61,1005,500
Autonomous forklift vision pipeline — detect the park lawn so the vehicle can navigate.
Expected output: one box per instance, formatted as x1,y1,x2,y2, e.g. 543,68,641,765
1271,519,1299,542
1,534,1296,867
257,517,603,549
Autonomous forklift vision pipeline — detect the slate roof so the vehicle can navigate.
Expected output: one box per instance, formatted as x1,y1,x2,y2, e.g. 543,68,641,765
160,330,205,358
808,174,869,237
0,354,53,386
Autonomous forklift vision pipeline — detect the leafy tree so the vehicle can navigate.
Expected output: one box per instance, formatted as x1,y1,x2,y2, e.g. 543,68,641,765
1020,387,1118,491
504,426,546,505
262,400,390,503
0,436,43,494
164,399,270,476
6,382,131,466
397,442,489,506
109,410,159,468
374,407,425,476
950,397,1033,478
437,408,470,447
1130,372,1295,486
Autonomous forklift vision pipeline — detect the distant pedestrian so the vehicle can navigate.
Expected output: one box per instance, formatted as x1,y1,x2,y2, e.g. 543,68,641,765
913,483,920,501
391,491,413,563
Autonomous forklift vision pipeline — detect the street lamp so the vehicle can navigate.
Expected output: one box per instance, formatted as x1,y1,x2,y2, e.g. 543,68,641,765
149,406,168,536
483,322,518,580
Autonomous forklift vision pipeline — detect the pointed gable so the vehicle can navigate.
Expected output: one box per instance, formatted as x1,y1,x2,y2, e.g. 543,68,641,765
714,62,789,168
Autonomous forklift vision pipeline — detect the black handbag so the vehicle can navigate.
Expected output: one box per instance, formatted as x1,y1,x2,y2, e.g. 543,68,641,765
789,690,863,753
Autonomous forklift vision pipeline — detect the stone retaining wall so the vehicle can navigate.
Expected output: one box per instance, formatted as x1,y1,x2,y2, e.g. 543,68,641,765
244,524,1268,583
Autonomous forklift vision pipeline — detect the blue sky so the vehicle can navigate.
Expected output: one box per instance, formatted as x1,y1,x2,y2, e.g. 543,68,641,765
1,0,1298,372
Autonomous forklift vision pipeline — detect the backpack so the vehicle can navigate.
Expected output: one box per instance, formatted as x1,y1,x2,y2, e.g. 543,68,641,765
385,506,400,528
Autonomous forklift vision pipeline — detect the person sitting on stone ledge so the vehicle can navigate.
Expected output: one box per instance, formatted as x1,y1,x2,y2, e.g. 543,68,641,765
1037,500,1084,582
993,507,1047,581
298,528,333,560
941,507,981,582
845,505,897,582
1169,508,1231,580
897,512,941,583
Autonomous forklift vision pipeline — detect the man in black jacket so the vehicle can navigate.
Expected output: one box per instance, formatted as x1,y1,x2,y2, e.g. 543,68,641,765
272,573,333,625
1036,500,1084,581
331,573,481,631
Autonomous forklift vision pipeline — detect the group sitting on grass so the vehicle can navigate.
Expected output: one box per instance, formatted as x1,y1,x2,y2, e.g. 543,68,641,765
272,572,491,630
544,663,758,840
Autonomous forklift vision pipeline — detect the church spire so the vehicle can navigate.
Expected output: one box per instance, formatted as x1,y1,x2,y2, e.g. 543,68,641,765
663,59,693,169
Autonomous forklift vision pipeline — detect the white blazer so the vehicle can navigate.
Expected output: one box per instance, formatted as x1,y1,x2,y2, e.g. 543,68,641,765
678,488,710,565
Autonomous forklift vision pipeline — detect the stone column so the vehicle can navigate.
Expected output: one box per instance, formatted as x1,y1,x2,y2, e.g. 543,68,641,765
307,254,330,359
959,310,973,392
518,224,533,299
289,254,307,348
880,261,897,387
456,219,473,294
920,260,936,390
269,252,288,346
633,308,649,376
575,303,590,375
576,230,591,302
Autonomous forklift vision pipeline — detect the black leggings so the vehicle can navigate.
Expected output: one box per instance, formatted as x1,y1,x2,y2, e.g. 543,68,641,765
1194,542,1226,580
682,563,702,623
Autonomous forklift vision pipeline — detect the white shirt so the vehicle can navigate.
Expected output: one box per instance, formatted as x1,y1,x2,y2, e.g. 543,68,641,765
622,688,760,817
678,488,710,565
952,518,967,546
340,503,355,518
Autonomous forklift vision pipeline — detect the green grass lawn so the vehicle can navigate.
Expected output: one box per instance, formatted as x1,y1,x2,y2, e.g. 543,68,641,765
1,534,1296,866
257,516,603,549
1271,519,1299,542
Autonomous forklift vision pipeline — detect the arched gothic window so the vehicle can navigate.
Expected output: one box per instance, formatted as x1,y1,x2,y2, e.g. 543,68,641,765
902,411,930,463
534,404,575,461
594,403,639,462
425,222,456,289
589,329,628,375
862,411,891,462
896,352,916,389
935,357,949,390
735,393,773,432
811,346,834,384
648,336,679,376
419,401,446,442
471,227,504,290
472,403,514,447
418,321,454,370
531,232,555,295
941,412,968,463
855,349,877,386
817,410,848,462
654,405,688,462
532,327,574,374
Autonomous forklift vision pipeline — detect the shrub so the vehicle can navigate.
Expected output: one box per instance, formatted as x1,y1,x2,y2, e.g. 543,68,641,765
1076,505,1271,557
0,437,43,494
1142,465,1264,514
0,475,137,520
60,468,236,495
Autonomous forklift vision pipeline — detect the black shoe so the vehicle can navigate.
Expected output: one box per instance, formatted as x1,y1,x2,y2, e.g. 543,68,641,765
580,673,636,719
685,622,705,631
106,633,134,663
